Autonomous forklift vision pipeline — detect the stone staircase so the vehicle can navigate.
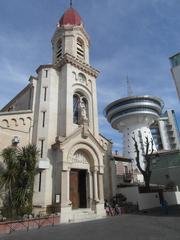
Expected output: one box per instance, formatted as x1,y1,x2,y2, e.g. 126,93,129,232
70,208,99,223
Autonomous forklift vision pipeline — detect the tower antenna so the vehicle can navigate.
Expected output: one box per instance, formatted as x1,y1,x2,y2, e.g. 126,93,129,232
70,0,73,7
127,75,133,96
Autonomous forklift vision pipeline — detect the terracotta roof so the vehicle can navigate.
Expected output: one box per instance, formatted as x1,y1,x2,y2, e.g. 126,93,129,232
112,154,132,162
59,7,82,26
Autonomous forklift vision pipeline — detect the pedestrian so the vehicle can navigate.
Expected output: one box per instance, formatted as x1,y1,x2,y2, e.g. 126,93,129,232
114,204,121,216
161,200,168,215
104,200,112,216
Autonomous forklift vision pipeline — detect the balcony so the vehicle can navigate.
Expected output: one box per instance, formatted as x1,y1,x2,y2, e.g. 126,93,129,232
166,122,172,128
171,143,177,149
167,129,174,134
169,136,176,143
170,52,180,68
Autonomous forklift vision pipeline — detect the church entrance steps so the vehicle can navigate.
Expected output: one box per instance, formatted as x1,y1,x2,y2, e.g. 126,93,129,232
69,208,105,223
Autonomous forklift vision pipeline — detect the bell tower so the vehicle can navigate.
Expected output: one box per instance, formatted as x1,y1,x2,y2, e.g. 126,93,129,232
32,4,109,220
51,5,99,138
52,6,90,64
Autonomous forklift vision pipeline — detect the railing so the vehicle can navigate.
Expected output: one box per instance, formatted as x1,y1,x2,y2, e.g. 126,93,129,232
0,214,60,235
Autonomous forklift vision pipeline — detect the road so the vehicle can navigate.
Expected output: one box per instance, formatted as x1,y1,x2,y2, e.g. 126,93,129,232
1,213,180,240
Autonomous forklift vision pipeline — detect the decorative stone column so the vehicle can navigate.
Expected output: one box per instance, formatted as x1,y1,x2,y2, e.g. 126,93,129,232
60,169,72,223
94,170,106,217
61,169,70,207
88,171,93,207
93,169,99,202
98,173,104,203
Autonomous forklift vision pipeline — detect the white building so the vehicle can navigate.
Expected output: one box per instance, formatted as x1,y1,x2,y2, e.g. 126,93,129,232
150,110,180,151
104,95,164,169
151,150,180,189
170,53,180,100
0,6,113,222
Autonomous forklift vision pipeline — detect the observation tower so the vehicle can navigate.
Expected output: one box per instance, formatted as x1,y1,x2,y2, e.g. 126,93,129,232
104,96,164,168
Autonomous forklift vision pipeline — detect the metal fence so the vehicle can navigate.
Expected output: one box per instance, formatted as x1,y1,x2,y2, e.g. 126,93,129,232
0,214,60,235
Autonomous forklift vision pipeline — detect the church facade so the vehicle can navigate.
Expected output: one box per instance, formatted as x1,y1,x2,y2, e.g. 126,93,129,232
0,6,113,222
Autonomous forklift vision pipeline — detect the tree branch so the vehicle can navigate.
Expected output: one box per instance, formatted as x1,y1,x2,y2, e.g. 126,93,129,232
145,136,149,157
132,136,145,174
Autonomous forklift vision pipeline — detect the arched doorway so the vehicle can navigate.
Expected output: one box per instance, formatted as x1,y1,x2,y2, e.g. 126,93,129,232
70,169,87,209
69,149,92,209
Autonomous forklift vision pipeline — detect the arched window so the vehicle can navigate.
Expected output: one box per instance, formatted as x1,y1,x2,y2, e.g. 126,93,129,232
56,39,62,62
73,94,79,124
73,93,88,124
77,38,85,60
2,119,9,128
78,73,86,84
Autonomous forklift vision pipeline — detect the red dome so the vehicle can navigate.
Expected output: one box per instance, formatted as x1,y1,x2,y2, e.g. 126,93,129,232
59,7,82,26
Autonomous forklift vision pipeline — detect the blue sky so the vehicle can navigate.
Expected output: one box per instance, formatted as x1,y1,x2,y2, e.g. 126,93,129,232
0,0,179,153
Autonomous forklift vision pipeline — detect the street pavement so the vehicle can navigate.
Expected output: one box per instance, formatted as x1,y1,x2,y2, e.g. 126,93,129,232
1,211,180,240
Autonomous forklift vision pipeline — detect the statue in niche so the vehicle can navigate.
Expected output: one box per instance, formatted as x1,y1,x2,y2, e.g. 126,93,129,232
78,97,88,123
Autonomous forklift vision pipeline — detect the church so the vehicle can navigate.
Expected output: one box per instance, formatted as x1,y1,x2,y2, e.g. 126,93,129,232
0,5,114,222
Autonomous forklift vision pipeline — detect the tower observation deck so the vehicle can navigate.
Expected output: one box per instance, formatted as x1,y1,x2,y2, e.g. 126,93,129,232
104,95,164,168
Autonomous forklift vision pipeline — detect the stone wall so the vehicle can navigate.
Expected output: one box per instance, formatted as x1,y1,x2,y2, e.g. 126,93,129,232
0,111,33,151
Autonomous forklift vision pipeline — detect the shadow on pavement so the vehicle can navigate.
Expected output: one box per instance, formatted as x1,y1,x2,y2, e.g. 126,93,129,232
131,205,180,217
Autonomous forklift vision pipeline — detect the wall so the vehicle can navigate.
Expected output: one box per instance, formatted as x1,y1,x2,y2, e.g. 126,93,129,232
119,187,160,210
32,67,59,208
164,191,180,205
119,186,180,210
151,151,180,188
166,110,180,149
137,193,160,210
0,111,33,150
102,138,113,201
171,64,180,100
1,85,34,112
118,186,139,205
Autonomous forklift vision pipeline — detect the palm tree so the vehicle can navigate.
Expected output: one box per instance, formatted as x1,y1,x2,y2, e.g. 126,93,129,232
0,145,39,217
15,145,39,215
0,147,18,217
